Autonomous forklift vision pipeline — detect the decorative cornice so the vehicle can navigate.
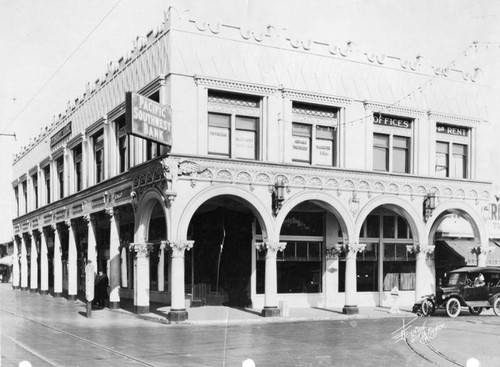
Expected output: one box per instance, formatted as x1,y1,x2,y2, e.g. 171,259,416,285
427,111,482,126
364,101,426,118
194,76,278,95
282,89,352,107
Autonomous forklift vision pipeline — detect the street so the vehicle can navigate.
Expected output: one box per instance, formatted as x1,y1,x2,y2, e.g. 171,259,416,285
1,284,500,367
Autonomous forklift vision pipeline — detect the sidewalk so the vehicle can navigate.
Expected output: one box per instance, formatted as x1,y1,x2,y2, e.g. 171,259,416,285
113,296,415,326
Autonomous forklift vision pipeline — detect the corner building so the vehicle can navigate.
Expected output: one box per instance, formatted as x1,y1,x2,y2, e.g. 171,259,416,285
11,9,494,320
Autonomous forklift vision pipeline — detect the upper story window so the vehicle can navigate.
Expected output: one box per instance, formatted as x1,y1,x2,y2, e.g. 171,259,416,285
116,116,128,173
435,124,470,179
73,144,83,192
292,102,338,166
44,165,51,204
94,130,104,184
372,114,412,174
207,91,261,160
56,156,64,199
32,173,38,209
22,181,27,214
14,186,19,217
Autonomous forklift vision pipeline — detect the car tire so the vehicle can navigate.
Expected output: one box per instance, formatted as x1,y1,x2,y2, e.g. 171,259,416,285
421,299,434,316
468,307,482,316
446,298,461,318
493,298,500,316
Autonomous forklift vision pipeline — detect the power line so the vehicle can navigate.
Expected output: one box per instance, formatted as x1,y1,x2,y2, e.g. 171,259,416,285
1,0,123,133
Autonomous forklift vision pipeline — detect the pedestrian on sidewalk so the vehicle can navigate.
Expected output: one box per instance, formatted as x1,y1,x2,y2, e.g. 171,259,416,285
94,270,109,308
389,286,401,314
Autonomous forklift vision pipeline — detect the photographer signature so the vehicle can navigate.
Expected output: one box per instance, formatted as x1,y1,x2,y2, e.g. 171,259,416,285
391,318,446,344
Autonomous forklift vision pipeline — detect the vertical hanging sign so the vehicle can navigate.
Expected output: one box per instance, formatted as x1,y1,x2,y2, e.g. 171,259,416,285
125,92,172,148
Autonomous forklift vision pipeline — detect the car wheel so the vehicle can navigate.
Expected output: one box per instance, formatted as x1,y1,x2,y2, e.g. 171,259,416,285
494,298,500,316
446,298,461,317
468,307,483,316
421,299,434,316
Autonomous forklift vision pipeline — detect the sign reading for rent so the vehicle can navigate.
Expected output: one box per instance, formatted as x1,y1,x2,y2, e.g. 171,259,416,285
125,92,172,147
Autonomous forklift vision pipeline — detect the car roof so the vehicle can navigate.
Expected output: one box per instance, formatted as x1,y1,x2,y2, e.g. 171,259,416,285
450,266,500,274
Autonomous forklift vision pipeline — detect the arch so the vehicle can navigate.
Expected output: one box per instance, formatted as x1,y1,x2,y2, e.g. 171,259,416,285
275,190,355,242
355,195,424,244
134,188,170,243
176,185,274,241
425,200,488,246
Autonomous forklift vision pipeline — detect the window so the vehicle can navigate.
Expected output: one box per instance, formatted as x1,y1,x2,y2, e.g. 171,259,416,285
94,130,104,183
373,114,412,173
14,186,19,217
32,173,38,209
207,91,260,160
116,116,128,173
44,166,51,204
291,103,338,166
56,157,64,199
435,124,470,179
73,145,82,192
22,181,27,213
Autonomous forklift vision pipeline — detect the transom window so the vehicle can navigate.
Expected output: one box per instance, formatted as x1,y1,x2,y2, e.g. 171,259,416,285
207,91,261,160
291,102,338,166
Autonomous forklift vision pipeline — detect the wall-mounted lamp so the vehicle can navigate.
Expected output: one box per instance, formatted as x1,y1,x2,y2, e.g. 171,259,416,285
272,178,286,216
423,193,437,222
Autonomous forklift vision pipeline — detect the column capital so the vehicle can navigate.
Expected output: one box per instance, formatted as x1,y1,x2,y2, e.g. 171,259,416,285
167,240,194,252
83,213,96,225
407,244,435,256
64,219,74,229
105,207,120,220
470,245,495,255
255,241,287,252
51,223,58,232
22,232,32,240
129,242,154,257
340,243,366,256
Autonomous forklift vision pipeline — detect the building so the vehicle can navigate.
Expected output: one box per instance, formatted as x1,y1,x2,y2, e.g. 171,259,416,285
10,8,495,320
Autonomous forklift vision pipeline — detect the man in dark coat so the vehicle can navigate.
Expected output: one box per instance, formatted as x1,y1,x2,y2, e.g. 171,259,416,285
95,270,109,308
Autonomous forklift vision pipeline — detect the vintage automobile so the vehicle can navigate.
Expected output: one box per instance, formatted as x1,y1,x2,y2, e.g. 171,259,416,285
413,266,500,317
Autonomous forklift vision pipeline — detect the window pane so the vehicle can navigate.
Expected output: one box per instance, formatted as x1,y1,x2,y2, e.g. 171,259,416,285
452,144,466,155
373,147,388,171
316,125,335,139
397,217,409,238
292,136,311,163
366,215,380,238
383,216,395,238
373,133,389,147
436,141,449,154
292,123,311,137
393,147,409,173
236,116,257,131
235,129,256,159
393,136,408,149
208,126,230,156
208,113,230,128
314,139,334,165
452,144,467,178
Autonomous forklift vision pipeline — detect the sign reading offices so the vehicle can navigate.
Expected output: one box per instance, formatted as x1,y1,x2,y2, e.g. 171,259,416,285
125,92,172,147
373,114,412,129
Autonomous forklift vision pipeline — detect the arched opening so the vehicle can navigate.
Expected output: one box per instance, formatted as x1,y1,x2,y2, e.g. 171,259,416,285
350,205,417,304
274,201,343,295
187,195,260,307
147,201,167,292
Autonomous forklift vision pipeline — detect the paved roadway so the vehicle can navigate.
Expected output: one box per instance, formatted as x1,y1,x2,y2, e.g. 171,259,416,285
1,284,500,367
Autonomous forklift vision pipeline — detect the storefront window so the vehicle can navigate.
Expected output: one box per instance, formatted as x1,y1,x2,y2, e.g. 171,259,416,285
383,243,415,291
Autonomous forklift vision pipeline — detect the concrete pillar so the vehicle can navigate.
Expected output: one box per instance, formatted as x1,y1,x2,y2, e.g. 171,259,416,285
343,243,366,315
40,228,49,294
107,208,121,309
167,240,193,322
158,242,166,292
84,214,97,278
130,242,154,314
66,220,78,300
30,230,39,292
20,234,29,290
12,237,20,289
256,241,287,317
410,244,435,303
121,245,128,288
52,224,63,297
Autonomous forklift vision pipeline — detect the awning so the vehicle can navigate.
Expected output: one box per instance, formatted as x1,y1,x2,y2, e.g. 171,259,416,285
0,254,13,266
439,239,500,266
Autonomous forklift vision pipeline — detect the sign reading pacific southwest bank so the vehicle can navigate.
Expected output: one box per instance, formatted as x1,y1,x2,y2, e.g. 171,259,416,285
125,92,172,147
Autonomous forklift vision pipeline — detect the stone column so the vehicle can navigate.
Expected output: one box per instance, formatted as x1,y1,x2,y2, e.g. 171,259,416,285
20,234,29,291
343,243,366,315
408,244,435,303
30,230,39,292
84,214,97,277
107,208,121,309
167,240,194,322
256,241,287,317
12,237,20,289
121,245,128,288
40,228,49,295
66,220,78,300
158,242,166,292
52,224,63,297
130,242,154,314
